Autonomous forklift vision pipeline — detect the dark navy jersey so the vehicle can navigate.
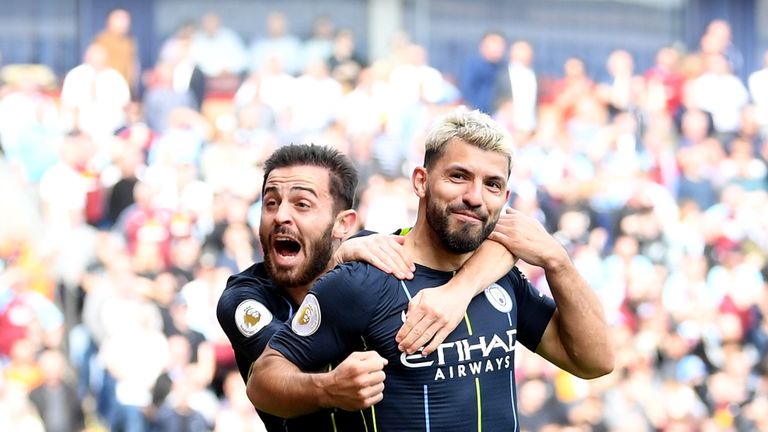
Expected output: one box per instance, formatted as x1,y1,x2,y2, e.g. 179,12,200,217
270,261,557,432
216,230,380,432
217,230,379,381
217,262,297,383
217,262,298,431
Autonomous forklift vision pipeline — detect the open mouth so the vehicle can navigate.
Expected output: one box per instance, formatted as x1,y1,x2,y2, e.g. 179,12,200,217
273,236,302,258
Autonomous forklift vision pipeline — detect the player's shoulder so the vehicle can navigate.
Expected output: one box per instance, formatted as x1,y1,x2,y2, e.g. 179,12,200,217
222,262,274,293
314,261,392,295
504,266,530,286
487,266,530,298
328,260,389,281
217,263,276,312
217,263,283,339
499,266,548,304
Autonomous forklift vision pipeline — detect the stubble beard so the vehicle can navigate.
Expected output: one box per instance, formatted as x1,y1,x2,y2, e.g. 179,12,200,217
262,224,334,289
425,188,496,254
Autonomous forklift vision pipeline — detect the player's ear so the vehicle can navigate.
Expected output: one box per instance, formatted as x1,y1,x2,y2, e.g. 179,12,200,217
412,166,427,198
333,209,357,239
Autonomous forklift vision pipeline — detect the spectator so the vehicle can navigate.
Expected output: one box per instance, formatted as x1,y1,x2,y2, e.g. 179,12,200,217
233,57,290,126
494,40,538,137
600,234,655,317
0,267,63,359
0,381,45,432
215,222,260,274
388,43,446,107
639,116,680,194
702,19,743,77
105,137,144,228
748,49,768,136
99,301,168,432
28,349,85,432
287,59,343,135
92,8,139,95
517,377,569,430
158,21,207,110
459,31,506,113
301,15,336,70
190,12,248,79
3,338,43,391
146,107,210,169
142,60,198,134
327,28,365,91
689,53,749,141
550,56,595,122
248,11,302,76
335,64,389,140
596,49,643,117
151,373,211,432
677,108,714,148
232,102,277,156
357,173,415,233
662,253,715,322
147,334,218,430
677,145,719,212
0,74,60,183
386,43,448,155
60,44,131,139
213,370,266,431
644,46,685,116
167,235,202,288
719,136,768,192
113,180,173,265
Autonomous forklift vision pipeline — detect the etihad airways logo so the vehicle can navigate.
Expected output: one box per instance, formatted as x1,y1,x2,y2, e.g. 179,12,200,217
400,329,517,381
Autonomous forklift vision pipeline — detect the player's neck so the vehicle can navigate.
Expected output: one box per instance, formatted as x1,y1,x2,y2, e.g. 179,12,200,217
283,284,312,305
282,241,341,305
404,222,473,272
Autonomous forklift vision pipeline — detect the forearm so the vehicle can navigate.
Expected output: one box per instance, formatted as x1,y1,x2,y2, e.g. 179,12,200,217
396,240,517,355
452,240,517,297
247,348,331,418
544,256,613,378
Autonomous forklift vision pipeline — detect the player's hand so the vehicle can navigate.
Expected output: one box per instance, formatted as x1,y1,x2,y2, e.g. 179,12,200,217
395,283,472,356
333,234,415,280
488,208,569,269
325,351,388,411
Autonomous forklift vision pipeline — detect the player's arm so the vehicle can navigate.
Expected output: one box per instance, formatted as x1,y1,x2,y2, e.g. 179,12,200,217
332,232,415,280
247,346,387,417
249,263,386,417
489,208,614,379
396,238,517,355
216,284,284,381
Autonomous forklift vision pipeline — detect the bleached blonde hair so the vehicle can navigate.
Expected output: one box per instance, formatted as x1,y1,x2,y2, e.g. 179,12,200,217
423,108,514,174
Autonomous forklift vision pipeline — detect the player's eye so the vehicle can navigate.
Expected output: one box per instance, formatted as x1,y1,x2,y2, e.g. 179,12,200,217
486,181,502,191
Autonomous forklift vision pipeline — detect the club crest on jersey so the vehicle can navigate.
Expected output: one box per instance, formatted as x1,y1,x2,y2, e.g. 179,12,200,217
235,300,272,337
484,283,513,313
292,294,321,336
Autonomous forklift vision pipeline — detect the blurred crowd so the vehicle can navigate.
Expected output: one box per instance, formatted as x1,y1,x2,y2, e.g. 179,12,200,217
0,7,766,432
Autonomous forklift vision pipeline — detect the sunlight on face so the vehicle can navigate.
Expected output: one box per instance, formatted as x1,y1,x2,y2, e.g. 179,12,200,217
259,165,336,287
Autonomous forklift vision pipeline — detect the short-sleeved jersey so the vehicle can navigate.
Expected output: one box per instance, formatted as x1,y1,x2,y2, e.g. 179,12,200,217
219,262,360,431
270,261,557,432
217,262,298,431
217,262,296,383
216,230,379,432
217,229,378,380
